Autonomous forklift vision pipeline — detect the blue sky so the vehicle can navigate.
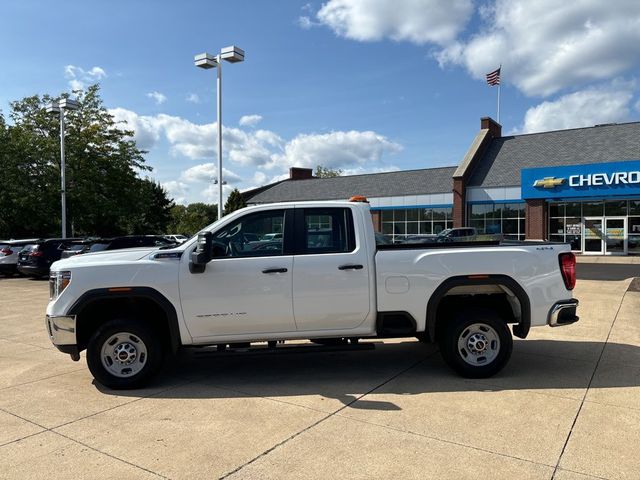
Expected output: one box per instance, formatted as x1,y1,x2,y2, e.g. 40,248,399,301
2,0,640,204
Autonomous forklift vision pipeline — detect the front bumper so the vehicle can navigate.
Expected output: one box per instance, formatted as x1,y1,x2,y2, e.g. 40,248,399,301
46,315,80,359
46,314,77,346
548,299,579,327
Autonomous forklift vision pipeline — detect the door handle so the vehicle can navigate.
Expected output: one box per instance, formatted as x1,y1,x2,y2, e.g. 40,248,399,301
262,267,288,274
338,264,363,270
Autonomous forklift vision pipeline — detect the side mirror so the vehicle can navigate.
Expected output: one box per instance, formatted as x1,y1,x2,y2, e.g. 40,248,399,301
189,232,213,274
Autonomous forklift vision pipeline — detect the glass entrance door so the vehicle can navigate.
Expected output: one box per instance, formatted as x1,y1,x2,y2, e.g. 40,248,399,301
605,217,627,255
583,217,604,254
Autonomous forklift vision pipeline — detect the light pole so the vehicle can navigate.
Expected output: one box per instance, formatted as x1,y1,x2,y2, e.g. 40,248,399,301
47,98,79,238
194,45,245,220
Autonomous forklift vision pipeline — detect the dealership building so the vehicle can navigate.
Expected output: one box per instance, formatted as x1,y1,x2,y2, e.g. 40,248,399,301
246,117,640,255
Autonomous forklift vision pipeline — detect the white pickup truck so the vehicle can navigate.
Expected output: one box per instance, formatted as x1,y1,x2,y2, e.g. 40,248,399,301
46,198,579,389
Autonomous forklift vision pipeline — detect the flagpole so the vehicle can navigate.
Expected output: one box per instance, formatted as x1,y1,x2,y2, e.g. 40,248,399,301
497,64,502,124
497,64,503,125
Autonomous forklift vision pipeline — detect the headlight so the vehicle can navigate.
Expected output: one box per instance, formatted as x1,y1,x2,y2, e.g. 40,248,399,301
49,271,71,300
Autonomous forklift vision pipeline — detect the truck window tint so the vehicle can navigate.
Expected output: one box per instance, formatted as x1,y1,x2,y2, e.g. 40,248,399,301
214,210,285,257
302,208,354,254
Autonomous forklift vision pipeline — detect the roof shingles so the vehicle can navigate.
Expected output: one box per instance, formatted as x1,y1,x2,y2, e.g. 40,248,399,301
248,166,456,203
468,122,640,187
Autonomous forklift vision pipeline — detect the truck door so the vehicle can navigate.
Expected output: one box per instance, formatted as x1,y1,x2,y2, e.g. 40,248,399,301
180,208,297,339
292,207,370,331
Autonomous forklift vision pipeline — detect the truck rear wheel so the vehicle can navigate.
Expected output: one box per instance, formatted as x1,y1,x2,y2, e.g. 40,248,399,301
87,318,164,389
438,308,512,378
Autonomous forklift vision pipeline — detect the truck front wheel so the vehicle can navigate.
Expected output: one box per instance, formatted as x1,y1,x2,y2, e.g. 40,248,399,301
438,308,512,378
87,318,164,389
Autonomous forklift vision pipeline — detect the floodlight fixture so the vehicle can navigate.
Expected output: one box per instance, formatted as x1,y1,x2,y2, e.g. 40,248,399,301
46,102,61,114
220,45,245,63
194,52,218,69
59,98,80,110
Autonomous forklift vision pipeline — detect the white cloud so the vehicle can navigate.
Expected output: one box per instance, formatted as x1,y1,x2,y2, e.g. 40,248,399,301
316,0,473,45
162,180,189,205
515,84,634,134
297,16,316,29
239,114,263,127
186,93,200,104
181,163,242,184
276,130,402,170
437,0,640,97
64,65,107,91
109,107,162,150
147,91,167,105
252,171,268,185
108,107,402,203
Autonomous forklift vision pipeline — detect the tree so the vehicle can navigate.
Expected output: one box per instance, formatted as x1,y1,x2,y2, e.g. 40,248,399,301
124,180,175,235
224,188,247,215
315,165,343,178
0,84,174,238
168,203,218,235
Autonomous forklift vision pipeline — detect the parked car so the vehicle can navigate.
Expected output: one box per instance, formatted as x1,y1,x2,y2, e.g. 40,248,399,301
374,233,392,245
164,234,188,244
17,238,81,278
60,238,103,259
46,198,578,389
435,228,478,242
90,235,175,253
0,239,39,276
394,234,437,244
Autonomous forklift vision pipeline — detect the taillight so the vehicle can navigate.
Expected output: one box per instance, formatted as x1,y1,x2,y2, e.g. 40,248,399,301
559,252,576,290
0,248,12,256
30,251,44,257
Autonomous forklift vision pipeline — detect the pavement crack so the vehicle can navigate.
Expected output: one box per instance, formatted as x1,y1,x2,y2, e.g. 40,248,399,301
550,288,628,480
218,352,435,479
52,430,170,479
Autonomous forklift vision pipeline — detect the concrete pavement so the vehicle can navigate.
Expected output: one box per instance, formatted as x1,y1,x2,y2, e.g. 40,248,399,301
0,276,639,479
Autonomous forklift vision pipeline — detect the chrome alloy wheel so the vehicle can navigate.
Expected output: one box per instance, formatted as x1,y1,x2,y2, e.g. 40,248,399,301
100,332,148,378
457,323,501,366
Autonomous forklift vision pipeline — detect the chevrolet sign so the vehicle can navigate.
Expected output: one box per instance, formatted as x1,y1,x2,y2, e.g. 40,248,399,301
521,160,640,200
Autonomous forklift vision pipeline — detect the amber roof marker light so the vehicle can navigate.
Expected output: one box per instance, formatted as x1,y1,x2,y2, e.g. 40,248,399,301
349,195,369,203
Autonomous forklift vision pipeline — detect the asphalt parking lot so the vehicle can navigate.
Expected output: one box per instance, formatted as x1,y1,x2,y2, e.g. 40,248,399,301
1,272,640,479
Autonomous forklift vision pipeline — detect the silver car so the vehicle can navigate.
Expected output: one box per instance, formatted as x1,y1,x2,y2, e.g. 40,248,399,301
0,239,38,276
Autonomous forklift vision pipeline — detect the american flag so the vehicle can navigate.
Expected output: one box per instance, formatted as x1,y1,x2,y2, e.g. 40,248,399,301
486,67,501,86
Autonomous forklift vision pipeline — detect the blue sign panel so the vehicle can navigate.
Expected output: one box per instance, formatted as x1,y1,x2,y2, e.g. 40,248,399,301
521,160,640,199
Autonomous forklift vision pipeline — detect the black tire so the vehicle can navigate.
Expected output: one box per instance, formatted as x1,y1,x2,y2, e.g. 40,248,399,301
87,318,164,389
438,307,512,378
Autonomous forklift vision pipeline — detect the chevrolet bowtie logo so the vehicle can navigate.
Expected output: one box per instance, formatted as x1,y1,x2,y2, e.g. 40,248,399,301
533,177,566,189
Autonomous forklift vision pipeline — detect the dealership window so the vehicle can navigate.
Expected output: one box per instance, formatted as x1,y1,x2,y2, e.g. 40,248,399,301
379,207,453,242
548,200,640,254
468,202,526,240
548,202,582,251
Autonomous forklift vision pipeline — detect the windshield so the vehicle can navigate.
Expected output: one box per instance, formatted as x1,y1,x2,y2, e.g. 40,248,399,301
437,229,452,237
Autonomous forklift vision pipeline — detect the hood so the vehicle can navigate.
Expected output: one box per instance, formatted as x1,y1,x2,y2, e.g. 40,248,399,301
52,247,157,269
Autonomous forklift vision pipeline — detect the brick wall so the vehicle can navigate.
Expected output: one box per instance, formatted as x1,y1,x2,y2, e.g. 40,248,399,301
525,199,547,240
453,178,466,228
370,210,381,232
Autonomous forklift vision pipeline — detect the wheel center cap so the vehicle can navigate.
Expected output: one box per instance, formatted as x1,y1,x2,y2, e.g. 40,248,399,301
113,343,137,365
468,333,488,354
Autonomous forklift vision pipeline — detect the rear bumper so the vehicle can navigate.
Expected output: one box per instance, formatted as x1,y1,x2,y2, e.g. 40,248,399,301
548,299,579,327
18,265,49,277
0,264,17,274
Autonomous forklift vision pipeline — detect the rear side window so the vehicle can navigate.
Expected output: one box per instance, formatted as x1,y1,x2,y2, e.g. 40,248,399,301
300,208,355,254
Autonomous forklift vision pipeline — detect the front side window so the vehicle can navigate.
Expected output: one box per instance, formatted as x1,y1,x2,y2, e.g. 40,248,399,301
301,208,354,254
214,210,285,257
